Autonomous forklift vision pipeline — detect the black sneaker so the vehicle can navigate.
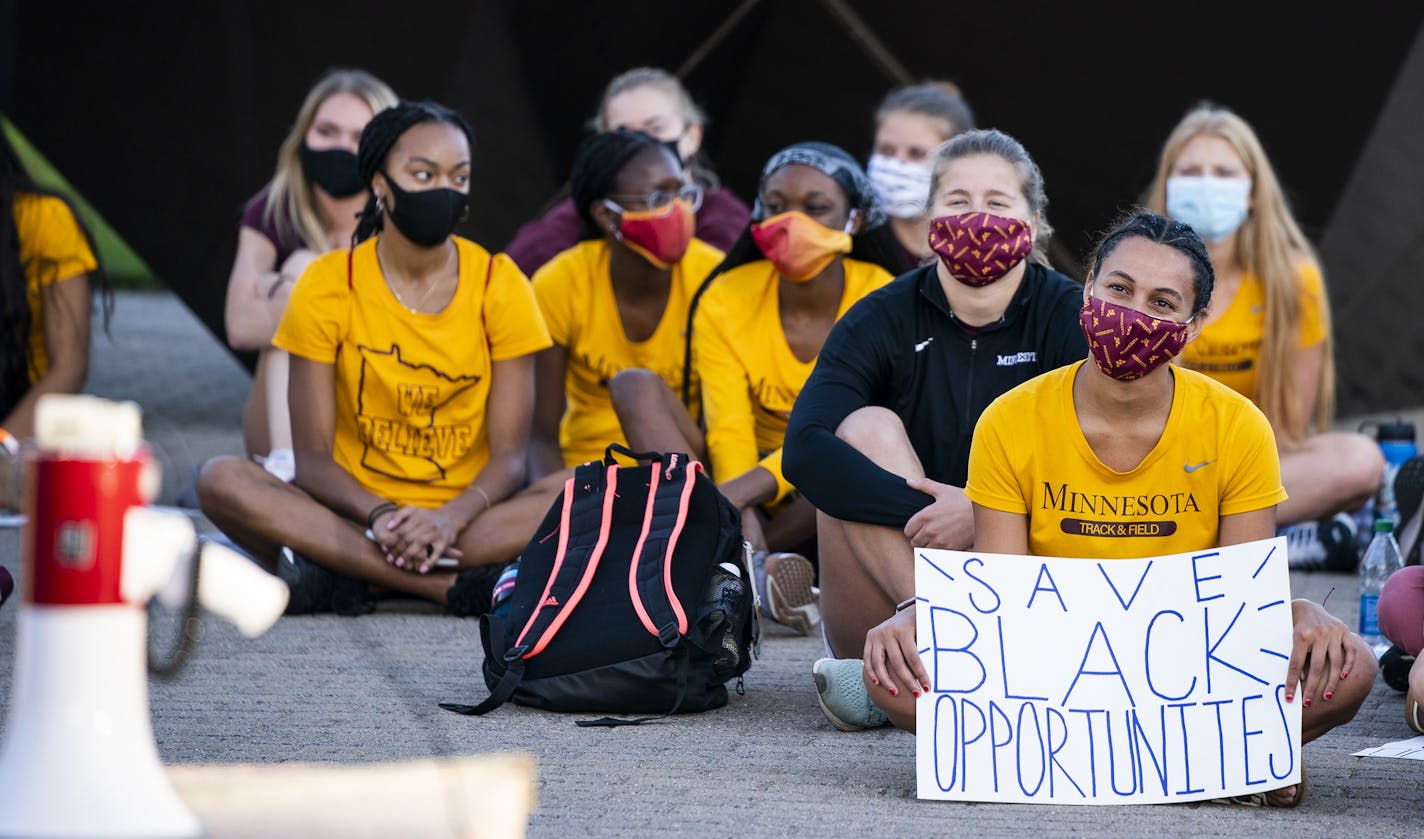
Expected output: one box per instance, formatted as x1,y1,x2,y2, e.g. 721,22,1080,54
276,547,335,614
1283,514,1359,572
331,575,375,616
1381,644,1416,692
446,565,502,618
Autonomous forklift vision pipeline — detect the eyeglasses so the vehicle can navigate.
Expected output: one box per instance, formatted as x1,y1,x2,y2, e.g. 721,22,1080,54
606,183,704,213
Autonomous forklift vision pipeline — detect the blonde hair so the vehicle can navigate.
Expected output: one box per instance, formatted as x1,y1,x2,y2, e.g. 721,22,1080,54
928,128,1054,268
589,67,716,186
263,69,398,253
1145,104,1333,442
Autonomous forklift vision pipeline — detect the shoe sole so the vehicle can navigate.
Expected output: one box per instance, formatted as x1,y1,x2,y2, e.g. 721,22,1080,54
765,553,819,636
812,660,869,732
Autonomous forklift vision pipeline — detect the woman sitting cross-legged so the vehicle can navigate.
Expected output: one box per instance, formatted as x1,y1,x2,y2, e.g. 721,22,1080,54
197,100,551,615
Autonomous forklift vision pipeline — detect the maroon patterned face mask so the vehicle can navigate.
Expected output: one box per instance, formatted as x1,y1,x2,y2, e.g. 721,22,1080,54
928,211,1034,287
1078,295,1191,381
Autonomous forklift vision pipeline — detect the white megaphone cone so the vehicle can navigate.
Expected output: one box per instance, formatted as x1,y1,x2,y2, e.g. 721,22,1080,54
0,395,289,838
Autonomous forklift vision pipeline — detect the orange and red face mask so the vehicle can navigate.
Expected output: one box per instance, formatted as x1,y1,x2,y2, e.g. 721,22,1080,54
606,198,696,269
749,210,856,282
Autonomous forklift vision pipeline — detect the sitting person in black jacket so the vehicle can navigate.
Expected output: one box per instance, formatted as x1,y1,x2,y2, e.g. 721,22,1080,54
782,129,1087,708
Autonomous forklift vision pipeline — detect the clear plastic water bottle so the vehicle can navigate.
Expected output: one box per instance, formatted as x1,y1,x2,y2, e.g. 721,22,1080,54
1359,519,1404,656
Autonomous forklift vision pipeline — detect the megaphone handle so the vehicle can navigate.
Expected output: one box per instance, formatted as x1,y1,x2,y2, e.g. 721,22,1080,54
148,542,202,679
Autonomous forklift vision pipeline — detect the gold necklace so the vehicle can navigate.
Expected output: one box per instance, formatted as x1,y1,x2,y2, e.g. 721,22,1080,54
378,244,451,313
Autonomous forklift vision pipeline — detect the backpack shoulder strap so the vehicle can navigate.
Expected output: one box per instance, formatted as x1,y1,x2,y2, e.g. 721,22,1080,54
628,453,701,646
511,460,620,659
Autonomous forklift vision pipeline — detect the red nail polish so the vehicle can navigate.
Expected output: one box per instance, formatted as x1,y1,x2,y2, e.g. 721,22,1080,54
1285,694,1294,702
1341,671,1349,679
1303,699,1311,708
870,677,878,686
923,684,931,692
912,690,920,698
889,687,898,696
1324,692,1333,701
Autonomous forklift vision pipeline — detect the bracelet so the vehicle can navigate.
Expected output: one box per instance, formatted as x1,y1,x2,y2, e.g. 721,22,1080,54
895,596,918,612
366,501,398,531
0,428,17,458
474,486,492,514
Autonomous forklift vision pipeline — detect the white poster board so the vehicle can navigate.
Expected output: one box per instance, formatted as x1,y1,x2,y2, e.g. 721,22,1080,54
915,537,1300,804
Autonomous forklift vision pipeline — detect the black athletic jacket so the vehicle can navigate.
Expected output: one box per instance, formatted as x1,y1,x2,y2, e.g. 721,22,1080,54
783,262,1086,527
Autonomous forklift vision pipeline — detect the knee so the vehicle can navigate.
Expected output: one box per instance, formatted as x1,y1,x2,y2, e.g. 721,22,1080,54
835,407,908,458
1334,432,1386,498
1379,565,1424,655
608,367,666,415
194,456,257,517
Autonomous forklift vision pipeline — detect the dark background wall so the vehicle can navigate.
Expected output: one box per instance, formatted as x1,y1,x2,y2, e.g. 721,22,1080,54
4,1,1421,412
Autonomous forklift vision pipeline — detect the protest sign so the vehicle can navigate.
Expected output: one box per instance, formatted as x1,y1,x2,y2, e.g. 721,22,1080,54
915,537,1300,804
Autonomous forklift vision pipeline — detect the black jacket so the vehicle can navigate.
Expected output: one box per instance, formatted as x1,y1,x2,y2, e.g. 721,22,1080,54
783,261,1086,527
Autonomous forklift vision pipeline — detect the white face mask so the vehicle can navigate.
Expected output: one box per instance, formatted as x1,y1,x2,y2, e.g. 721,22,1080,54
1165,175,1251,244
867,154,933,219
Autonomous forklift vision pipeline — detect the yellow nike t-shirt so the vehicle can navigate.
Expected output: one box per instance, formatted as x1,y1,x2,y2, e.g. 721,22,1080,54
1177,263,1327,399
15,193,98,381
965,361,1287,558
532,238,724,467
274,236,551,508
694,258,893,501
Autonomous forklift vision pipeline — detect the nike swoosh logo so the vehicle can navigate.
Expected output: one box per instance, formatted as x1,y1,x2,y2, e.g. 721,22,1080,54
1184,460,1216,473
914,337,934,352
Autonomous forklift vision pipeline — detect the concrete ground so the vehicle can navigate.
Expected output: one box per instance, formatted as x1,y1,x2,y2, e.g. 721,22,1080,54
1,291,1422,836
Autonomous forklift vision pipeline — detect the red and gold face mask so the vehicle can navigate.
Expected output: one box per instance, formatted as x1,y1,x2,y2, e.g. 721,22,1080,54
1078,295,1191,382
750,211,853,282
928,211,1034,287
609,198,695,269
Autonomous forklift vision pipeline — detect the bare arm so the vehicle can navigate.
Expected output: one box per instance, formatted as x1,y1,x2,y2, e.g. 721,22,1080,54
1218,506,1276,546
224,228,310,351
288,354,387,522
1281,342,1325,443
528,345,567,481
3,274,90,438
970,504,1029,555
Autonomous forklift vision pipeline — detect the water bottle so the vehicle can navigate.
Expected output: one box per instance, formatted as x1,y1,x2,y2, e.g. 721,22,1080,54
1367,420,1417,525
1359,519,1404,656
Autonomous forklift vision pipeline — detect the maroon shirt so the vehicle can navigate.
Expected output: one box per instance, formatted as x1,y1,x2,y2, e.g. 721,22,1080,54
505,185,751,277
239,185,306,267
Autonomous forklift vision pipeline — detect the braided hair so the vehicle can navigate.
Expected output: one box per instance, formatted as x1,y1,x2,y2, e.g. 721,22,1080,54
352,100,475,245
569,128,671,241
0,124,110,419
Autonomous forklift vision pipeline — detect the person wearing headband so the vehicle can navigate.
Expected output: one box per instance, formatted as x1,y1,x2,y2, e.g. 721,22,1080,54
784,129,1086,703
527,128,724,479
1146,103,1381,571
613,141,902,635
223,69,398,464
846,212,1372,811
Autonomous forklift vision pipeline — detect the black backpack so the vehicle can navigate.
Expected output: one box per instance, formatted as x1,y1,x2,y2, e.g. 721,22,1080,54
441,446,757,726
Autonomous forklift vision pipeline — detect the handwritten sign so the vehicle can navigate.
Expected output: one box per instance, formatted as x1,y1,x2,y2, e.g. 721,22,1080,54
914,537,1300,804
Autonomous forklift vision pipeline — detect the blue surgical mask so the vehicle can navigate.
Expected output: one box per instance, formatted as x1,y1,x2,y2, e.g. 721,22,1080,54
1165,176,1251,244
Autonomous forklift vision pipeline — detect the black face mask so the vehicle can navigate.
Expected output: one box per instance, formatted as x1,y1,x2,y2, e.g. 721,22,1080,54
380,174,468,247
299,143,364,198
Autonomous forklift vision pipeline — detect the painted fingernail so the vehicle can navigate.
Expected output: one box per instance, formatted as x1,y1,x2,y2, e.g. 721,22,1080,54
1303,699,1311,708
888,687,898,696
1324,692,1333,701
1341,671,1349,679
912,690,920,698
1285,694,1294,702
870,677,879,686
923,683,931,692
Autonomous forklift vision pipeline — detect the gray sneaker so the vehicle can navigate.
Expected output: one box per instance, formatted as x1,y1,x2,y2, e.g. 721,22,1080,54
812,657,889,731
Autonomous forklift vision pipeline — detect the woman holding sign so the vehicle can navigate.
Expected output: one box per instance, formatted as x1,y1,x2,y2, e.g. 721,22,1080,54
849,212,1373,808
